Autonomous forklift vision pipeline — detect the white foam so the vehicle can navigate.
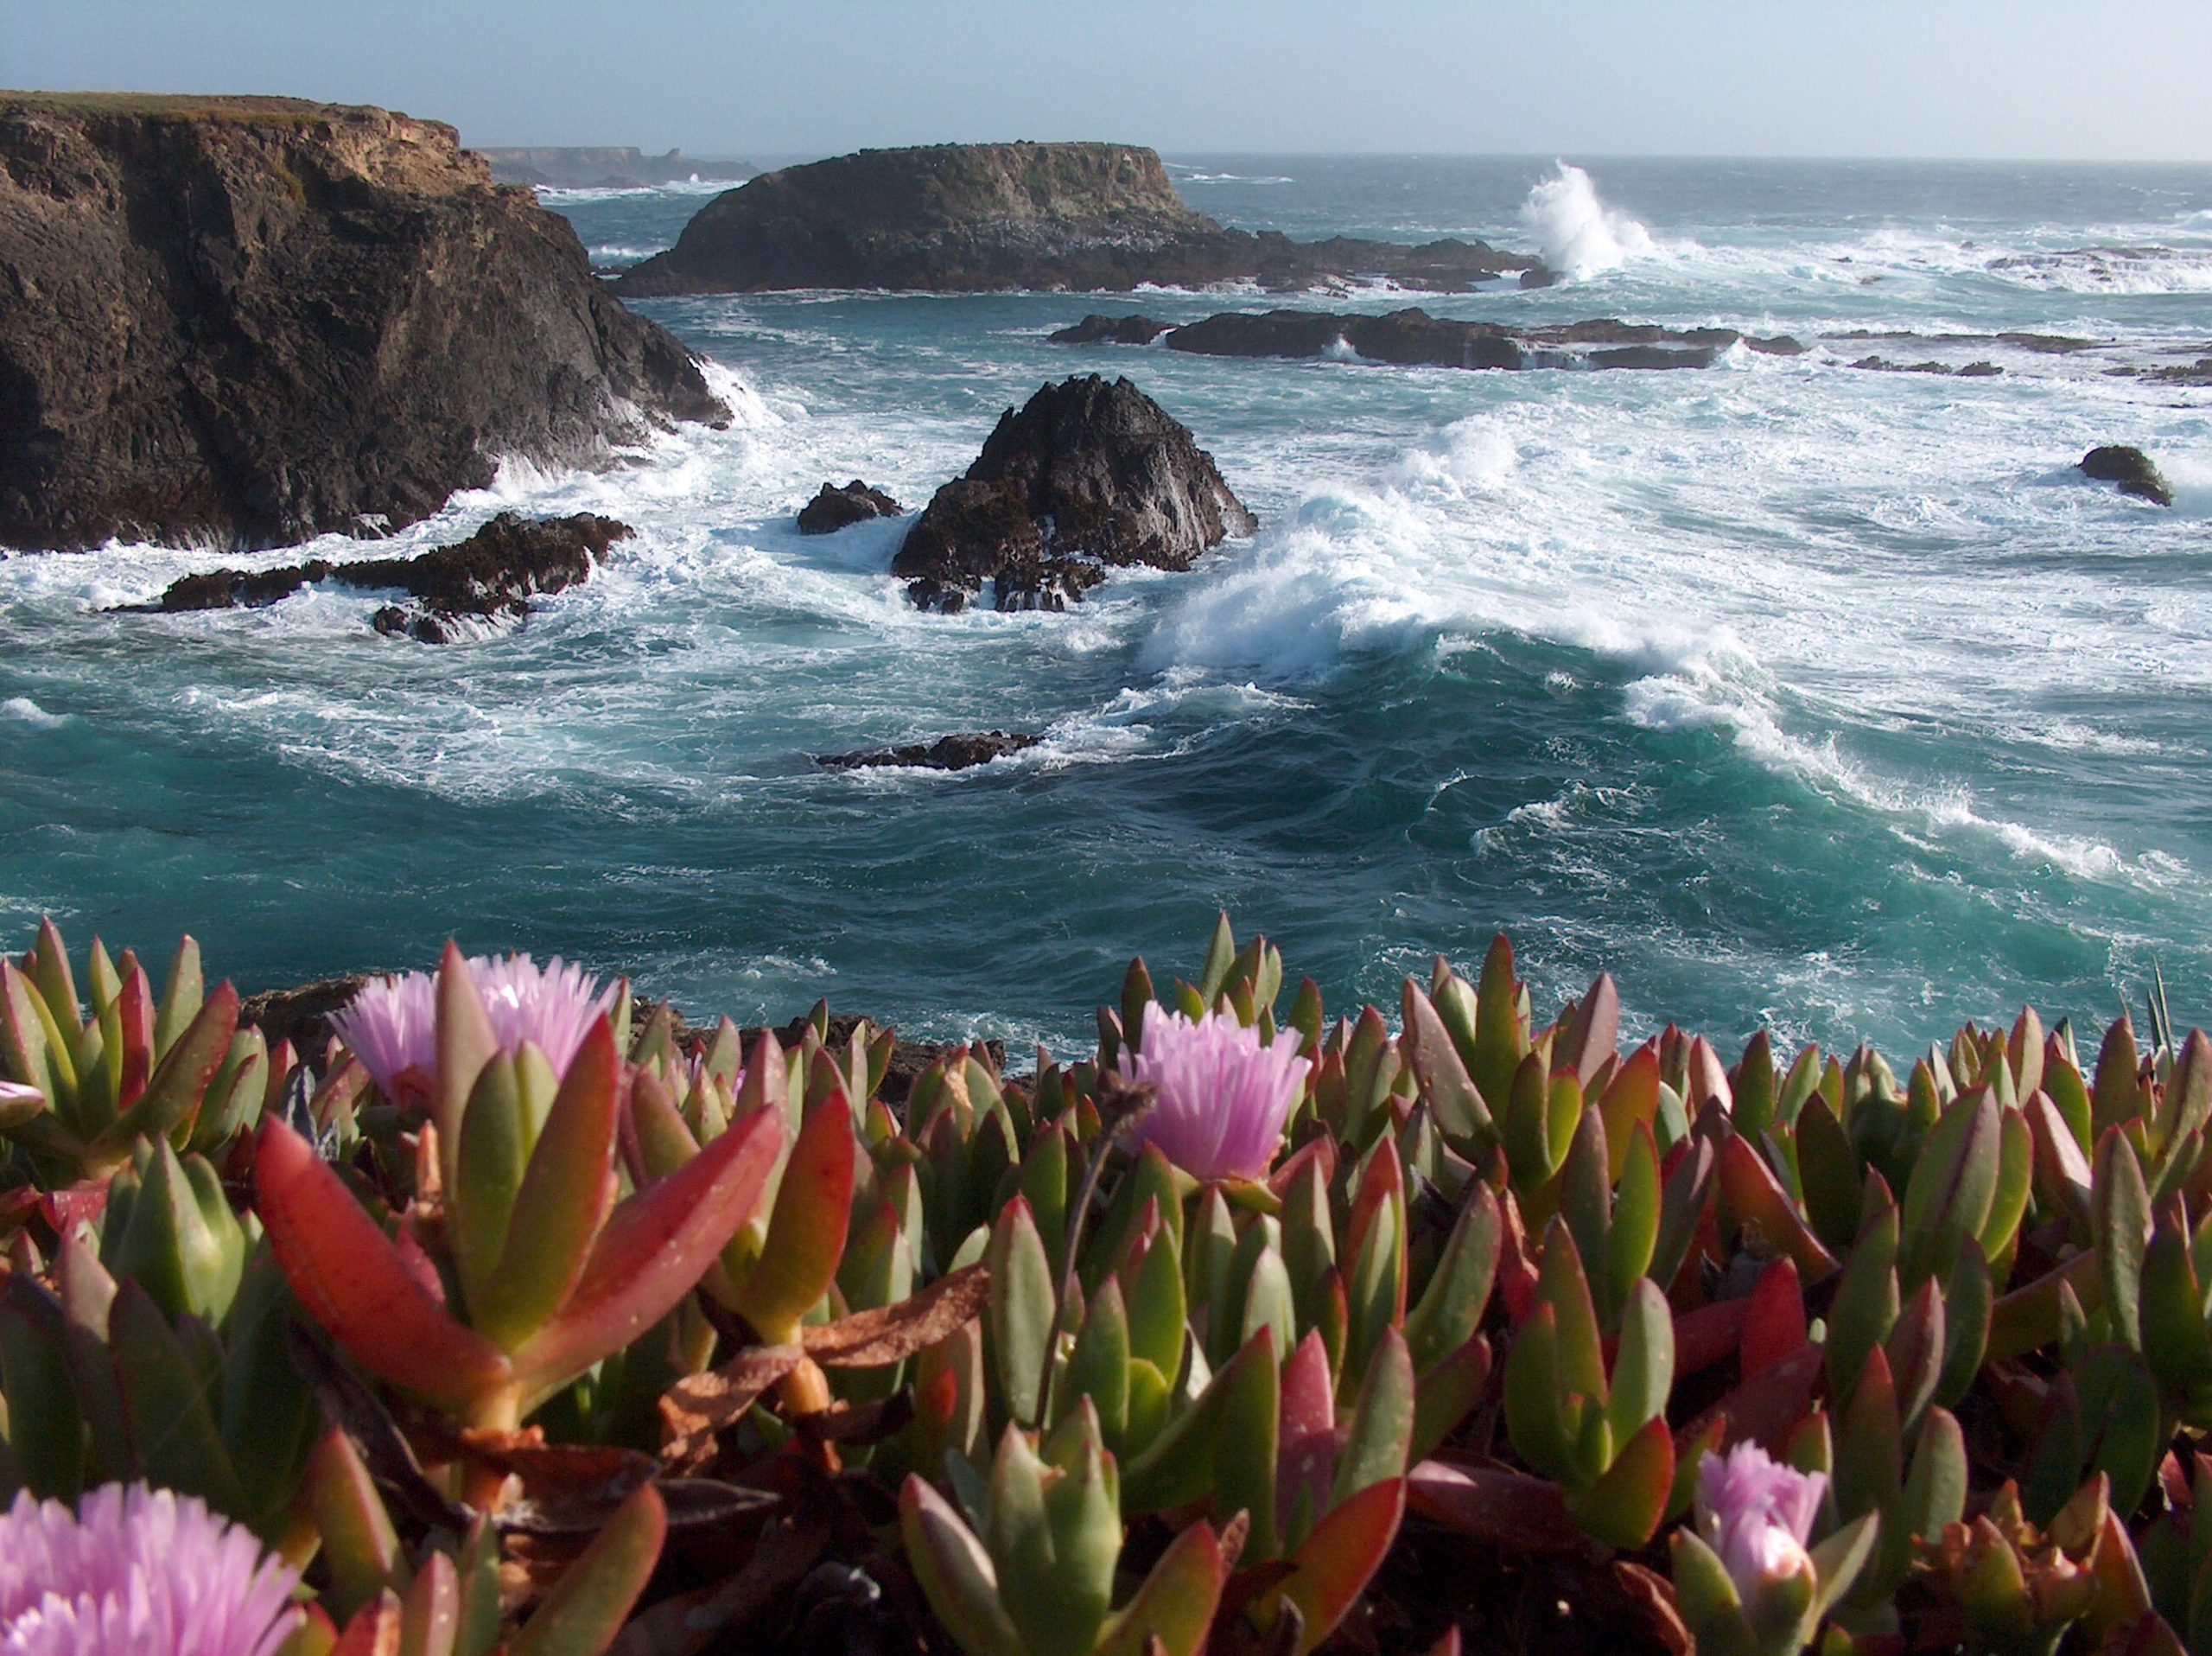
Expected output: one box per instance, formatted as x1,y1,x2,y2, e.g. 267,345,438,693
0,697,64,729
1520,162,1656,279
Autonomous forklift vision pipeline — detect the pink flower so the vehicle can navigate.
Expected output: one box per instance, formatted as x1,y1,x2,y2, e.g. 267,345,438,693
0,1483,301,1656
332,952,615,1108
1696,1443,1826,1600
1117,1007,1310,1182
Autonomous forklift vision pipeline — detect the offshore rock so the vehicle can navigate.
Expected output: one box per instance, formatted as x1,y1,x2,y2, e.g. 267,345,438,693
615,143,1534,296
1056,307,1805,372
146,512,632,639
0,92,726,553
817,731,1040,771
2080,445,2174,506
1049,313,1173,346
798,480,904,534
476,145,751,188
892,375,1255,612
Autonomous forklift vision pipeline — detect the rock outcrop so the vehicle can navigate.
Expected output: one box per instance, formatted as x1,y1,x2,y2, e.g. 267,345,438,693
143,512,631,640
2080,445,2174,506
892,376,1255,612
0,93,727,553
817,732,1039,771
798,480,904,534
614,143,1534,296
1052,307,1806,373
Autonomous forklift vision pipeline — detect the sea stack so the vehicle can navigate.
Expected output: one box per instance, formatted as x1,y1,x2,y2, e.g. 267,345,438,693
0,92,728,553
893,375,1255,612
614,141,1534,296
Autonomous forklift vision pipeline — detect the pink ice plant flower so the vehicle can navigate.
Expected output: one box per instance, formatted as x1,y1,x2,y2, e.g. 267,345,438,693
1117,1006,1311,1183
0,1483,301,1656
331,952,616,1108
1696,1443,1827,1600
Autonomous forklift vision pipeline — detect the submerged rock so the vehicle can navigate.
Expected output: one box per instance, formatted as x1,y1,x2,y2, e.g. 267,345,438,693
0,93,725,553
1052,307,1800,373
143,513,632,639
614,143,1534,296
1049,314,1174,346
798,481,905,534
817,731,1040,771
2080,445,2174,506
892,376,1255,612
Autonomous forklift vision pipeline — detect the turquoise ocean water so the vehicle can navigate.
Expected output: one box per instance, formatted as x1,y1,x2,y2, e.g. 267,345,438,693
3,156,2208,1057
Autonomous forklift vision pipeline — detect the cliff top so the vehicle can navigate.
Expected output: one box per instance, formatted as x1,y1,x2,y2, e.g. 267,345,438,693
0,90,446,133
720,141,1213,231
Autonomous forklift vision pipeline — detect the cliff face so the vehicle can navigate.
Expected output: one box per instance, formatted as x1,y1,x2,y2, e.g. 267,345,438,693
616,142,1533,296
0,93,728,552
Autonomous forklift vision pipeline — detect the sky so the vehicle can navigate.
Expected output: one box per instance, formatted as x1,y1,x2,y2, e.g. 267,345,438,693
8,0,2211,162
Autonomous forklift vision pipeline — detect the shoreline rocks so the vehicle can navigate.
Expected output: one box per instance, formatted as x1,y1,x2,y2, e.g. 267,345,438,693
2080,445,2174,506
140,512,632,640
614,142,1535,296
1052,306,1807,373
892,376,1255,612
817,731,1039,771
798,480,904,534
0,92,726,554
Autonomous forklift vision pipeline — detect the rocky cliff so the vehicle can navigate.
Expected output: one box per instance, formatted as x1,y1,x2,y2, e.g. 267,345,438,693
0,93,728,552
616,142,1533,296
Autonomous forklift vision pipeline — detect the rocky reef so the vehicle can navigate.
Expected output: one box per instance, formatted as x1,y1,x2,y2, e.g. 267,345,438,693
797,480,904,534
2080,444,2174,506
0,93,727,553
614,143,1534,296
141,512,631,640
892,375,1255,612
817,731,1039,771
1053,308,1807,372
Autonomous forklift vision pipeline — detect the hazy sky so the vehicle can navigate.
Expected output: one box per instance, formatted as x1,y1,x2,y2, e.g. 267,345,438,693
10,0,2210,162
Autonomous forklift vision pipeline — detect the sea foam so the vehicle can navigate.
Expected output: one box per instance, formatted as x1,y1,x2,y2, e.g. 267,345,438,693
1520,162,1655,279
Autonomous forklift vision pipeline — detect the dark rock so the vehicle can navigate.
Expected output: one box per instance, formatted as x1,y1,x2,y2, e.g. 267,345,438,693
143,512,632,638
1957,360,2005,377
0,93,726,553
240,974,372,1060
2149,357,2212,386
1849,357,1958,375
614,143,1534,296
1519,265,1566,290
2080,445,2174,506
1148,307,1754,373
817,731,1040,771
893,376,1255,612
1049,314,1173,346
797,480,904,534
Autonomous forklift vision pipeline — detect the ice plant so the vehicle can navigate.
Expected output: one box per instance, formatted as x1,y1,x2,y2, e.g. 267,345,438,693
1672,1443,1877,1656
1117,1006,1309,1182
0,1483,300,1656
331,950,613,1110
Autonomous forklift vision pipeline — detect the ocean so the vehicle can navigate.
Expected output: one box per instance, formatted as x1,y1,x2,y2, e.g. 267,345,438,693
3,155,2208,1060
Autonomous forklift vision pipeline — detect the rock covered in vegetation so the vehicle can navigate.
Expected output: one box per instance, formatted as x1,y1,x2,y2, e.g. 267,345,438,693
796,480,904,534
892,376,1255,611
146,512,631,640
0,93,726,553
1052,306,1808,372
817,731,1039,771
614,143,1535,296
2080,444,2174,506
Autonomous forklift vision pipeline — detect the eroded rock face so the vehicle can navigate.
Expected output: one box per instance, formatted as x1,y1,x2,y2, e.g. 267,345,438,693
2081,445,2174,506
798,480,904,534
0,93,726,552
143,512,632,639
892,376,1255,612
1054,308,1806,373
817,732,1039,771
615,143,1534,296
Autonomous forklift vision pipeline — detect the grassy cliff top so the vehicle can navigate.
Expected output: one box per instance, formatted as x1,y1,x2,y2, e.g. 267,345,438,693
0,91,447,136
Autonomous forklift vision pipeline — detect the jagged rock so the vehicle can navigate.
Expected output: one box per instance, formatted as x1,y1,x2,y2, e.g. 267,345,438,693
0,93,725,553
141,512,632,638
1049,314,1173,346
1094,307,1798,373
817,731,1040,771
798,481,904,534
2080,445,2174,506
615,143,1533,296
239,975,372,1060
892,376,1255,612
